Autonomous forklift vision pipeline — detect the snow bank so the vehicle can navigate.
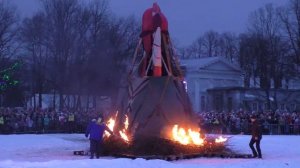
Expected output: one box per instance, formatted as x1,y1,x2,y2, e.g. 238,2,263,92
0,134,299,168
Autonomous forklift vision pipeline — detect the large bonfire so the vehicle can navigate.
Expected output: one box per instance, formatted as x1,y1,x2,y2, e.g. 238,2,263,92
102,111,227,156
101,3,228,157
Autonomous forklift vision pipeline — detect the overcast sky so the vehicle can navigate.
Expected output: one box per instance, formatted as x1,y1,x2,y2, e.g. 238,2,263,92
11,0,287,47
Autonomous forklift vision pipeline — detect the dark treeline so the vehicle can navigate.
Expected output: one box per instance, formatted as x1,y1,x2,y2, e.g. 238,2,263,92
180,0,300,97
1,0,300,110
0,0,140,109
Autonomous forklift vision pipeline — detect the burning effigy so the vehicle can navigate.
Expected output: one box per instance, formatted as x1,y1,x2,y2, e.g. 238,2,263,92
94,3,232,160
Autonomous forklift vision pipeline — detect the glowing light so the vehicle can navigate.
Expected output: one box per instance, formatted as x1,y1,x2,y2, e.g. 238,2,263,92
104,112,130,143
183,80,188,92
104,117,115,137
215,136,228,143
119,130,129,142
188,129,204,146
119,115,130,142
172,125,204,146
124,115,129,130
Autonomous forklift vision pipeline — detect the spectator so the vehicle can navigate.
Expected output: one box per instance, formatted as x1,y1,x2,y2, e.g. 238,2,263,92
0,107,299,136
249,115,262,158
44,115,50,131
0,112,4,132
26,116,33,132
85,116,113,159
68,112,75,133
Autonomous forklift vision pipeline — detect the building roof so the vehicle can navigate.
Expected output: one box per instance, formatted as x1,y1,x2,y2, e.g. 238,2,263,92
207,86,300,92
180,57,241,72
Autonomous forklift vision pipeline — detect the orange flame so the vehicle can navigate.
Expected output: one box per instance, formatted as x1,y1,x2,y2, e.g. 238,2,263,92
124,115,129,130
104,112,130,142
104,112,118,137
172,125,204,146
215,136,227,143
119,115,130,142
104,118,115,137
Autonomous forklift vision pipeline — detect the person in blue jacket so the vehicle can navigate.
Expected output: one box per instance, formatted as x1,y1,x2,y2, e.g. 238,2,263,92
85,116,113,159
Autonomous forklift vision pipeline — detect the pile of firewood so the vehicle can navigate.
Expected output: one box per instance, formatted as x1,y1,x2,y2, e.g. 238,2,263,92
102,136,231,157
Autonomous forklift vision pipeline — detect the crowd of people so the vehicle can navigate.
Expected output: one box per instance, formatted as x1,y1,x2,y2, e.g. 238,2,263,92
197,109,300,135
0,107,104,134
0,107,300,135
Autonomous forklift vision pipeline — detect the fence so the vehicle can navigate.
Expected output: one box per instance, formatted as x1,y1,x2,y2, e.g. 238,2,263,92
201,123,300,135
1,123,300,135
0,121,86,134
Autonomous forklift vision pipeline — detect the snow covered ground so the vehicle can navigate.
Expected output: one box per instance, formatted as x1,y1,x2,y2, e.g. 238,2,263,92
0,134,299,168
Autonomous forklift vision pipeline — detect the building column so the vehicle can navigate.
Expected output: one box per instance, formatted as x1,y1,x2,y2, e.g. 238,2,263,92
195,80,200,112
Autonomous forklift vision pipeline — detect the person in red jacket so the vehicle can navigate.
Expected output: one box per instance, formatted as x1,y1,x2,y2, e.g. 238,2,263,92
249,115,262,158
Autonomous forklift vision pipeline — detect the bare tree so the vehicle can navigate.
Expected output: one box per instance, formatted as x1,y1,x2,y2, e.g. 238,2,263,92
239,34,255,88
242,3,289,109
41,0,80,109
184,30,222,58
0,0,144,109
68,3,92,110
82,0,111,109
21,12,49,109
0,0,19,68
0,1,23,106
185,37,204,58
278,0,300,73
202,31,220,57
106,16,140,108
239,34,267,88
184,30,239,62
219,32,239,62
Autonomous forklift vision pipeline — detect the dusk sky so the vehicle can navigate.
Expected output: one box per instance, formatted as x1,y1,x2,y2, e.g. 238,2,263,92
11,0,287,47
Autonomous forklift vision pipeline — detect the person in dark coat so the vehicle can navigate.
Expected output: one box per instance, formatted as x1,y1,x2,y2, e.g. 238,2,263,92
249,115,262,158
85,116,113,159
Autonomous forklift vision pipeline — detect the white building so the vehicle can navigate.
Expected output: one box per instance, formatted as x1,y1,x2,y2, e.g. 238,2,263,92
180,57,242,112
